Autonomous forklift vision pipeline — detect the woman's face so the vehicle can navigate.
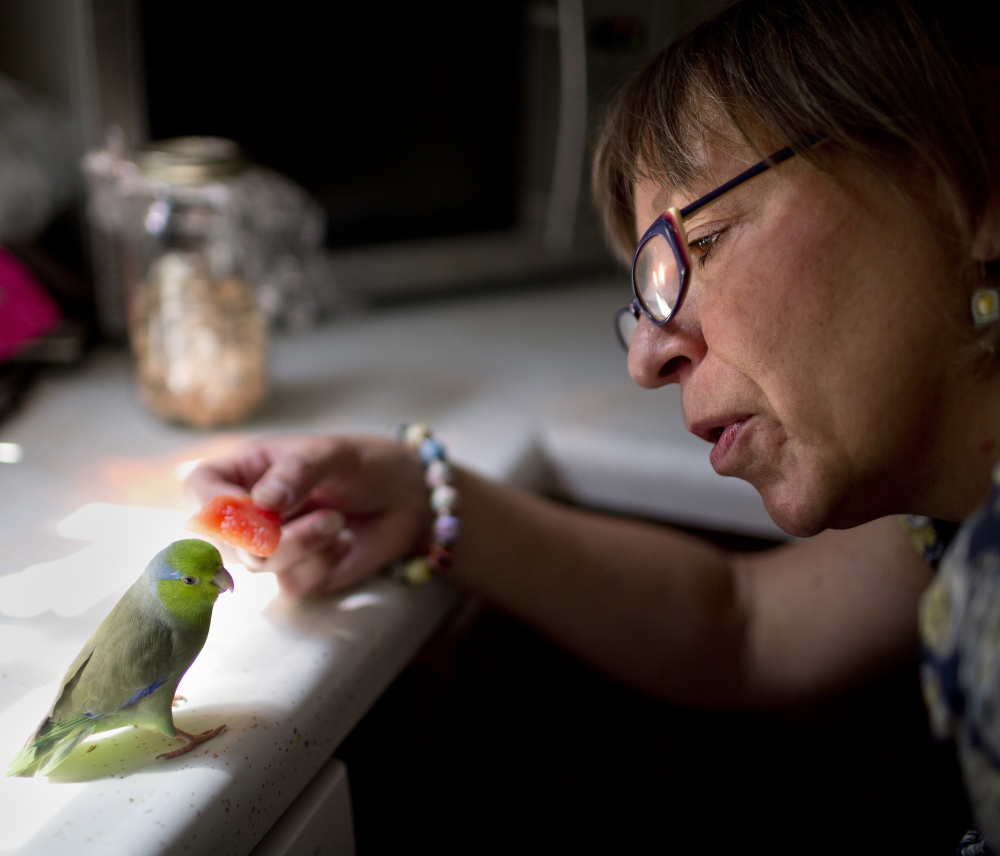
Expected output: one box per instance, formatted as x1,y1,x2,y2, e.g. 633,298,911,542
629,142,971,536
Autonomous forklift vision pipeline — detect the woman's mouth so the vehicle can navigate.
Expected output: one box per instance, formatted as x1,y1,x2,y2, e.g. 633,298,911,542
708,418,750,471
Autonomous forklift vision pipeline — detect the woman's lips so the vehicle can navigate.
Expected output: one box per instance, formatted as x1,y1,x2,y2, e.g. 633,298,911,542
708,418,750,471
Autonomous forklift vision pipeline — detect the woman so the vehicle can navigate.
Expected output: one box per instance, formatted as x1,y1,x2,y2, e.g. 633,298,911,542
187,0,1000,849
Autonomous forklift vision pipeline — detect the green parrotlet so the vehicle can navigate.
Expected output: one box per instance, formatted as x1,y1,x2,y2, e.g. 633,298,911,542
7,538,234,777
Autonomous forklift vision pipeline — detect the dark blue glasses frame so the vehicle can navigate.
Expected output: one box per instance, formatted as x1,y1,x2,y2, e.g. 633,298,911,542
615,138,818,350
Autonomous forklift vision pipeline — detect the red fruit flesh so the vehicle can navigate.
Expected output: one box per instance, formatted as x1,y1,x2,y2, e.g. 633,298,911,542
187,494,282,557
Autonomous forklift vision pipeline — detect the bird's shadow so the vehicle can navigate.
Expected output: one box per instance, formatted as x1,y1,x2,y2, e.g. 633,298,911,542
43,702,282,783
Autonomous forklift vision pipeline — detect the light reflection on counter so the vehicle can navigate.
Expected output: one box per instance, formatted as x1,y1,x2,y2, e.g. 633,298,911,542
0,501,280,620
0,776,84,851
337,592,384,612
0,504,189,619
0,499,283,852
56,502,189,544
0,442,23,464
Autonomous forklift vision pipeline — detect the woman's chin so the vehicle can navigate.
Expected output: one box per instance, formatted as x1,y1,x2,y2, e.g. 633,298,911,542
756,478,859,538
763,504,830,539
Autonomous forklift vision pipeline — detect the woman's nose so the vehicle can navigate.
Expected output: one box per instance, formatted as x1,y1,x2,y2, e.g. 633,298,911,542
627,312,706,388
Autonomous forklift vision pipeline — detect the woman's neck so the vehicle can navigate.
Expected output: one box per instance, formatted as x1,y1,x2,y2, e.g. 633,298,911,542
918,361,1000,522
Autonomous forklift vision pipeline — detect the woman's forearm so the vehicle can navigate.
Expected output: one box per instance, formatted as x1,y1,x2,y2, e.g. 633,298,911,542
443,467,749,706
441,469,931,709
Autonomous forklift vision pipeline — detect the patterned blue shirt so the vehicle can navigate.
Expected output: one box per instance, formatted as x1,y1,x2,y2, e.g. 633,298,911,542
916,470,1000,855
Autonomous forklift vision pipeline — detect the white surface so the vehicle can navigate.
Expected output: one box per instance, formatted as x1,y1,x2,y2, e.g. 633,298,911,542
540,382,784,537
248,756,354,856
0,280,779,855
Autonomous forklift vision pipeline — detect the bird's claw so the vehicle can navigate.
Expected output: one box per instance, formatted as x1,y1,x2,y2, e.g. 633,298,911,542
156,724,227,760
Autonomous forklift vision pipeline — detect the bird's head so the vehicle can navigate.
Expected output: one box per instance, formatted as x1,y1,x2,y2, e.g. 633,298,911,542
150,539,234,625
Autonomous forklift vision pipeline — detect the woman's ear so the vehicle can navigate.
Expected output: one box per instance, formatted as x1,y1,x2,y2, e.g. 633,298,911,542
972,194,1000,263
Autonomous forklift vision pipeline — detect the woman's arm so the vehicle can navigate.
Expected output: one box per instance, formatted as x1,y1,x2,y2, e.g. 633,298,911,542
444,469,931,708
185,434,933,710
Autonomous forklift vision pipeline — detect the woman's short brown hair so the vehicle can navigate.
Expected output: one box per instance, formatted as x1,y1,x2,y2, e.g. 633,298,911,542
593,0,1000,265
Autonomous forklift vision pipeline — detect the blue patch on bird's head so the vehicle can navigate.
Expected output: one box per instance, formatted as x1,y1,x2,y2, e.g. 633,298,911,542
150,539,223,582
148,552,184,583
147,539,233,624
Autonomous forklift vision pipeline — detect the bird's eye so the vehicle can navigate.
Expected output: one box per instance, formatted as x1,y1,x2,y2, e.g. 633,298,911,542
181,576,198,586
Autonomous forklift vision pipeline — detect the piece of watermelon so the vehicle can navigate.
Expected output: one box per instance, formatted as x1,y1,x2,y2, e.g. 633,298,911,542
187,494,282,557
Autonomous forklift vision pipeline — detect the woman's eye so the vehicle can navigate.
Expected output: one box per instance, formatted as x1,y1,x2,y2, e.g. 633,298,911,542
688,233,719,264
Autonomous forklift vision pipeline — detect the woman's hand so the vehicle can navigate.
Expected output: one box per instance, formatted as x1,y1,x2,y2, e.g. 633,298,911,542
183,434,432,597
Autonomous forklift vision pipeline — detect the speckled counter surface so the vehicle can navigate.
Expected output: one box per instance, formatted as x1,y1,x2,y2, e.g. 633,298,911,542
0,281,779,855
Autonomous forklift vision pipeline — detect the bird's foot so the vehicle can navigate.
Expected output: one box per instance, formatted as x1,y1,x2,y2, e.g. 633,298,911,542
171,695,187,708
156,725,227,760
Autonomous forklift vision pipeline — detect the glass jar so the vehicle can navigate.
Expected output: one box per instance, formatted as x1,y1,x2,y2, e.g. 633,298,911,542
123,137,268,428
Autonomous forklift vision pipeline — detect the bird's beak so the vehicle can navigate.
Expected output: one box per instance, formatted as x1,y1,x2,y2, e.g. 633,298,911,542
213,566,235,593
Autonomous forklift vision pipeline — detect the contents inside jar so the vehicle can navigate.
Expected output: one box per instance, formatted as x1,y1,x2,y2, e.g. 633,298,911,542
131,251,268,428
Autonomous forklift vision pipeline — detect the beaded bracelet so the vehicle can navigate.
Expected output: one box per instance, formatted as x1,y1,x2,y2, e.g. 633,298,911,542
391,423,460,585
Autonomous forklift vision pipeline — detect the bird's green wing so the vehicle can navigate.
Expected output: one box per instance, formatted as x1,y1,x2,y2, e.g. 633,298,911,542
7,582,195,777
6,652,98,776
53,602,176,722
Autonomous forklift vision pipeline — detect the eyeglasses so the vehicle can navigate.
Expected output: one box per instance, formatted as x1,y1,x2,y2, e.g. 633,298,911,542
615,141,810,350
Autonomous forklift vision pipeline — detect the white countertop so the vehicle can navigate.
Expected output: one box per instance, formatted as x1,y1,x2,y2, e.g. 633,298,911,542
0,279,780,855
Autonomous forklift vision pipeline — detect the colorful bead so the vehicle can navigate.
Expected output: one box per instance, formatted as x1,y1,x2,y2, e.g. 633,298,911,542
403,423,432,445
400,557,434,585
428,543,453,572
431,485,457,512
434,514,460,545
425,459,451,488
391,423,459,585
418,437,445,464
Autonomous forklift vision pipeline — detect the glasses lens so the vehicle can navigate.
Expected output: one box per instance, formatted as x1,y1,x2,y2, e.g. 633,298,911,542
634,233,681,323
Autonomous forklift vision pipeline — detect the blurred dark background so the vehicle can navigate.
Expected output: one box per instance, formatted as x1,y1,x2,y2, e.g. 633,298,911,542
141,3,525,250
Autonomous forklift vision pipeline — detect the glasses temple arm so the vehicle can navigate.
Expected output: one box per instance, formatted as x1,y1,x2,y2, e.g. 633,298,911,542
679,134,825,218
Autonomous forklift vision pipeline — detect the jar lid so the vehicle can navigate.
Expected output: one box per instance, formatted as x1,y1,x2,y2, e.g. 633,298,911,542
136,136,246,183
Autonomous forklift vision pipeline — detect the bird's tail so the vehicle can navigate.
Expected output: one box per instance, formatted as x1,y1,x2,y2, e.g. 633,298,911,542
6,714,94,777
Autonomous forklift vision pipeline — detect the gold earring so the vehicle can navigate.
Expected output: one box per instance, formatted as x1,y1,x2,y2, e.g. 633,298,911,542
973,262,1000,326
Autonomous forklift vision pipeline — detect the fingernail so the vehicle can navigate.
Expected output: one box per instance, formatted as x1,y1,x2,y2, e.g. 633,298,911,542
315,511,346,538
253,480,293,510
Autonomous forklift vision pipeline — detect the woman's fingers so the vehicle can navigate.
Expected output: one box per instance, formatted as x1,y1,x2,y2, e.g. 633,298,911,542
264,508,348,571
248,505,428,597
274,533,355,597
320,507,429,592
182,433,433,596
248,440,347,516
242,507,358,596
183,459,250,507
183,436,345,514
